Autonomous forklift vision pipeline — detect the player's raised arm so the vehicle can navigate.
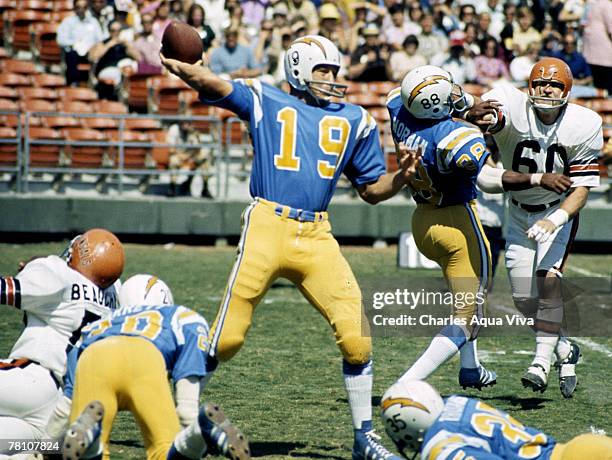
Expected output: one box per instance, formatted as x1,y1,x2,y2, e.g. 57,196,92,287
160,53,232,100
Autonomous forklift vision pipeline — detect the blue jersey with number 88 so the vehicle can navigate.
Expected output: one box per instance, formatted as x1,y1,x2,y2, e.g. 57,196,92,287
200,79,386,212
386,88,488,207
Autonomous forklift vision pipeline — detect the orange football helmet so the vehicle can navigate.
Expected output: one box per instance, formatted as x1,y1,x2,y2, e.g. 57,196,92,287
67,228,124,288
528,57,573,111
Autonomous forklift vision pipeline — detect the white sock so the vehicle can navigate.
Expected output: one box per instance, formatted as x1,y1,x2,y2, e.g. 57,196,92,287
172,419,207,459
399,334,460,381
459,339,481,369
343,360,372,430
555,336,571,361
533,336,558,373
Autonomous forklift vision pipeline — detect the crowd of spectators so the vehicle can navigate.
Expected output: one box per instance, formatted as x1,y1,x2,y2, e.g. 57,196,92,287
54,0,611,95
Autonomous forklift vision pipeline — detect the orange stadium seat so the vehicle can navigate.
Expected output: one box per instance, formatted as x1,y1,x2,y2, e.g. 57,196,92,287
0,98,19,110
80,117,118,131
18,87,58,101
344,81,366,95
591,98,612,115
181,92,219,134
347,93,384,108
32,73,66,88
57,100,94,113
53,0,73,11
93,100,128,114
0,47,8,61
0,85,18,100
20,98,56,112
108,130,151,169
150,129,170,169
50,10,71,22
369,107,390,122
1,113,42,128
1,58,40,75
124,117,161,131
62,127,107,168
19,0,52,11
27,126,64,167
0,126,18,166
59,87,98,103
148,75,191,114
6,10,49,52
31,23,61,67
124,74,150,112
367,81,396,96
42,115,80,129
0,73,31,87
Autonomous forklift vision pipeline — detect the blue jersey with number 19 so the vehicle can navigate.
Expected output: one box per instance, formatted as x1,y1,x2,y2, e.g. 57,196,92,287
386,88,488,207
422,396,557,460
200,79,386,212
65,305,209,398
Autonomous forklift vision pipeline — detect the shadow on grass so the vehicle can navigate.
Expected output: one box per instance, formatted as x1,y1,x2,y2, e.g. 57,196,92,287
250,441,346,459
477,394,553,410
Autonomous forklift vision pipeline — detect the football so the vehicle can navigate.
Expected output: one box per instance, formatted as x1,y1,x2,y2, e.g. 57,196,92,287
161,21,204,64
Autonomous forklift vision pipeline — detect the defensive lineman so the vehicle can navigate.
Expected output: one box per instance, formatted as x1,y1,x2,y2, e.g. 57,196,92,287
0,229,123,447
466,57,603,397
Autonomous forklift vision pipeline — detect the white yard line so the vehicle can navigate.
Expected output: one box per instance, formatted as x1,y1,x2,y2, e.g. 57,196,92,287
491,303,612,358
565,265,608,278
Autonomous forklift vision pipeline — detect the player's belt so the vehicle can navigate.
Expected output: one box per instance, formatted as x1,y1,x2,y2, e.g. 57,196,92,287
274,205,327,222
0,358,61,388
511,198,560,213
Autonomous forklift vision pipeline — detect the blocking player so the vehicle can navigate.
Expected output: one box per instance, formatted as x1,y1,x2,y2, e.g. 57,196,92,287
386,65,497,390
0,228,123,448
62,274,250,460
381,379,612,459
161,34,420,460
465,57,603,397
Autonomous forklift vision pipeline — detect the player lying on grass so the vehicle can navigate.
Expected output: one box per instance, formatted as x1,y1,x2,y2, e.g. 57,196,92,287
381,379,612,460
55,274,250,460
0,229,123,451
464,57,603,398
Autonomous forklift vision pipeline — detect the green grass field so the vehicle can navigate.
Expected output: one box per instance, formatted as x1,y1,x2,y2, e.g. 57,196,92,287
1,243,610,459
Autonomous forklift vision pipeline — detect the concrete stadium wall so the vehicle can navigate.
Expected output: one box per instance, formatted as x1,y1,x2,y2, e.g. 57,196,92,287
1,196,611,242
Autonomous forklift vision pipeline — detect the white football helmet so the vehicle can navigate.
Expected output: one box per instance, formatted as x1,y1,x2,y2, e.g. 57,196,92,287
284,35,347,100
118,274,174,308
401,65,468,119
381,380,444,456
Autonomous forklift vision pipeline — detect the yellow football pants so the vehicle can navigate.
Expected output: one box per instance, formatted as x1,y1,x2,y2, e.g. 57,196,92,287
69,336,181,460
411,201,491,330
209,198,371,365
551,433,612,460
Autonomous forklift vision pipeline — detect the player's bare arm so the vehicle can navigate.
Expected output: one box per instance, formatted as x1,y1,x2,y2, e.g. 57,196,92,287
527,186,589,243
477,162,571,194
160,53,232,100
357,144,421,204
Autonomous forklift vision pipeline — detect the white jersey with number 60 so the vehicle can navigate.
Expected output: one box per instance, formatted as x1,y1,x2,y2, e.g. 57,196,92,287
482,84,602,205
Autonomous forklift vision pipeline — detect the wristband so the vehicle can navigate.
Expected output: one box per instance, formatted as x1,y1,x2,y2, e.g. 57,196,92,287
547,209,569,228
530,173,543,186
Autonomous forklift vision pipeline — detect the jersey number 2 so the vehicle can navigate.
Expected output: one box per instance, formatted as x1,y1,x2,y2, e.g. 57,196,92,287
274,107,350,179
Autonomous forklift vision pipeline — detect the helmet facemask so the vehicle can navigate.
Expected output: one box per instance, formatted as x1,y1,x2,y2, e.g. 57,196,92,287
528,79,569,112
305,65,347,102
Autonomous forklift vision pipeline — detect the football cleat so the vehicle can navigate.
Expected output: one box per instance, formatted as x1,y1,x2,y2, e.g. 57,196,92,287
459,366,497,390
62,400,104,460
521,364,548,393
352,429,403,460
555,341,581,398
198,402,251,460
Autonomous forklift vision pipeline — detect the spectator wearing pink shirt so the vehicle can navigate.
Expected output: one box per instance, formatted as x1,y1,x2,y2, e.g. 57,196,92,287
474,37,508,86
582,0,612,92
151,1,172,41
382,3,421,52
